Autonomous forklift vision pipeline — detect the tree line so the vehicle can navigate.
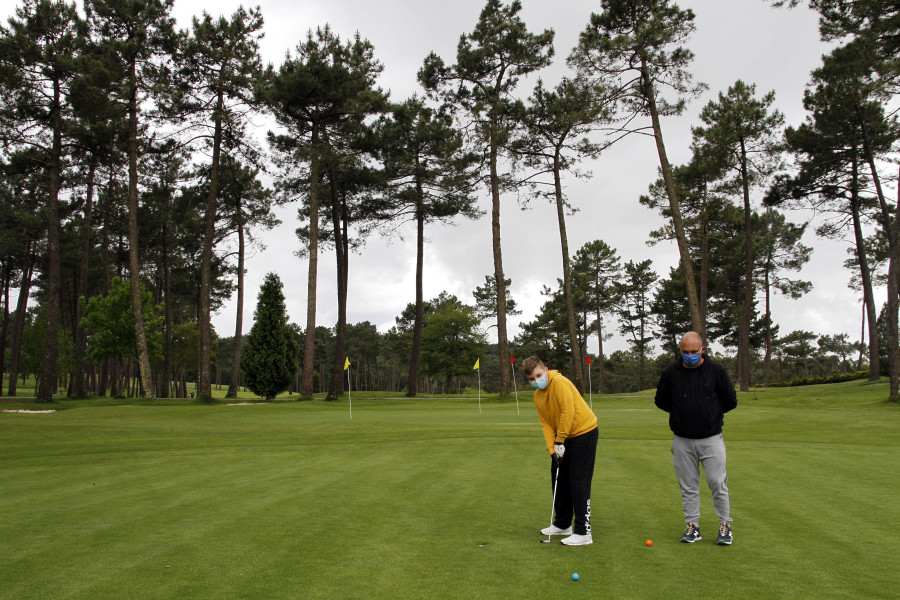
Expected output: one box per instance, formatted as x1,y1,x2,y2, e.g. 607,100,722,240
0,0,897,401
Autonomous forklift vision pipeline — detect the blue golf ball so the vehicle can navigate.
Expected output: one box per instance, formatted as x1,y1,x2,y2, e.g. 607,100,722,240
572,573,580,581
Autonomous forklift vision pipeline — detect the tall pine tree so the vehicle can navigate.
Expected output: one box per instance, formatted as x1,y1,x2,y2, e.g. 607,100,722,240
0,0,83,401
87,0,177,397
570,0,707,340
371,96,480,397
419,0,554,394
168,6,264,400
691,80,784,390
512,76,613,391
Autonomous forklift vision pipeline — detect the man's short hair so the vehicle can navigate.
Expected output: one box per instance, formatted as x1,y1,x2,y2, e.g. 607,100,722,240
522,356,544,375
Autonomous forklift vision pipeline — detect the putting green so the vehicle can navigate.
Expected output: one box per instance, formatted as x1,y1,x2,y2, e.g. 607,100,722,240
1,383,897,599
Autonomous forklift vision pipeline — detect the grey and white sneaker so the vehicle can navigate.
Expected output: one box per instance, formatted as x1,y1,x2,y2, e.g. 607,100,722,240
540,524,573,536
560,533,593,546
716,522,733,545
680,522,701,543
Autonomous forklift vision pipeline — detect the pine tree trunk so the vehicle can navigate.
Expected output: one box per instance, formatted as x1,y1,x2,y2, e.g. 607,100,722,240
227,216,245,398
738,140,753,392
126,61,154,397
637,317,645,391
489,119,511,395
98,358,108,397
198,92,224,399
858,110,892,229
407,176,425,398
850,154,880,381
641,59,704,340
109,359,120,398
554,157,584,392
0,266,10,394
37,79,63,403
100,170,113,296
886,166,900,400
156,178,173,399
71,161,96,398
8,246,34,396
764,264,773,386
861,126,899,397
700,185,709,334
300,128,320,398
327,181,348,401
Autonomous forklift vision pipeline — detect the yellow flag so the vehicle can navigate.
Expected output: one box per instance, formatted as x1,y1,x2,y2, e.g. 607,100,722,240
473,358,480,370
344,357,350,370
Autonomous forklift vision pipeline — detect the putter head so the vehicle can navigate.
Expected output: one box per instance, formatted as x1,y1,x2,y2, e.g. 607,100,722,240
540,539,552,543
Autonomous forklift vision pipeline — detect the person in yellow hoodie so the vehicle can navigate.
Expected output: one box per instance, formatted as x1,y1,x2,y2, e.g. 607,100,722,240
523,356,598,546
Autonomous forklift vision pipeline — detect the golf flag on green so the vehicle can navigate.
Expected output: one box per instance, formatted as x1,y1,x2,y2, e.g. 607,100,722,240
345,357,352,419
474,358,481,413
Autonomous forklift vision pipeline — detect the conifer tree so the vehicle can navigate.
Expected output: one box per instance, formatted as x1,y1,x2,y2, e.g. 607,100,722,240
86,0,177,397
774,0,900,399
168,6,264,400
768,47,898,384
0,153,43,396
512,76,613,391
617,259,658,391
261,26,385,399
571,240,621,392
217,154,278,398
67,45,129,397
756,209,812,385
240,273,298,401
372,96,480,397
419,0,554,394
0,0,83,401
691,80,784,390
570,0,707,339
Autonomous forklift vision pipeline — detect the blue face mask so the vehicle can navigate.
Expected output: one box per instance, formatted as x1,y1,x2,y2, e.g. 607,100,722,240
681,352,702,367
530,374,548,390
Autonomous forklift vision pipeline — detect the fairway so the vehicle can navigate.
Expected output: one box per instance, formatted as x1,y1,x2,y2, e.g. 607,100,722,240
1,383,898,599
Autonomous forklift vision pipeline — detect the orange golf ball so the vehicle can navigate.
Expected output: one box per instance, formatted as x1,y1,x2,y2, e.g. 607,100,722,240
646,540,653,546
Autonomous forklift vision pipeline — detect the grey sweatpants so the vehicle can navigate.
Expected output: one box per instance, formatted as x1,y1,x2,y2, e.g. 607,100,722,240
671,434,732,526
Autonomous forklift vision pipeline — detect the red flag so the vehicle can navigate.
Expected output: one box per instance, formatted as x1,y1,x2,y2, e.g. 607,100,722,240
585,356,592,366
510,354,515,365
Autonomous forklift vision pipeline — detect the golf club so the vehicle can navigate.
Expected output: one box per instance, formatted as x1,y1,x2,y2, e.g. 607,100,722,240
540,458,561,544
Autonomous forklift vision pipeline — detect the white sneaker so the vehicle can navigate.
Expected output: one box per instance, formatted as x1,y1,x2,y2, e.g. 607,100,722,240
540,524,573,536
561,533,593,546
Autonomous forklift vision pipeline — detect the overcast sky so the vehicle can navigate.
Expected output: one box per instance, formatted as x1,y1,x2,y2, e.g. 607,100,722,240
9,0,880,357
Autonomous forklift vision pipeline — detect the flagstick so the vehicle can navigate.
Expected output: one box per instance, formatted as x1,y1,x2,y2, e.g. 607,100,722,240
478,367,481,414
588,362,592,411
347,365,352,419
511,362,519,416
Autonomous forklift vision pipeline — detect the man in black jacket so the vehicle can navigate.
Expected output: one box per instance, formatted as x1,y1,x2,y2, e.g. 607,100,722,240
654,331,738,545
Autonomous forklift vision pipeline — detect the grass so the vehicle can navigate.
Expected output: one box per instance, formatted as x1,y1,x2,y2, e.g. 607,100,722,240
1,380,898,599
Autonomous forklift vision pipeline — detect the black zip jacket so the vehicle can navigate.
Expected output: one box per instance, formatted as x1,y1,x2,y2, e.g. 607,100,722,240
654,354,737,439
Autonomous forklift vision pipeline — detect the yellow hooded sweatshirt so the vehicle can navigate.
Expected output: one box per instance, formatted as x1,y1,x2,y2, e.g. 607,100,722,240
534,370,598,455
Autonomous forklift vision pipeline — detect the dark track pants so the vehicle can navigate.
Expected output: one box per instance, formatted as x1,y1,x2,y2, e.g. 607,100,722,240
551,427,598,536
